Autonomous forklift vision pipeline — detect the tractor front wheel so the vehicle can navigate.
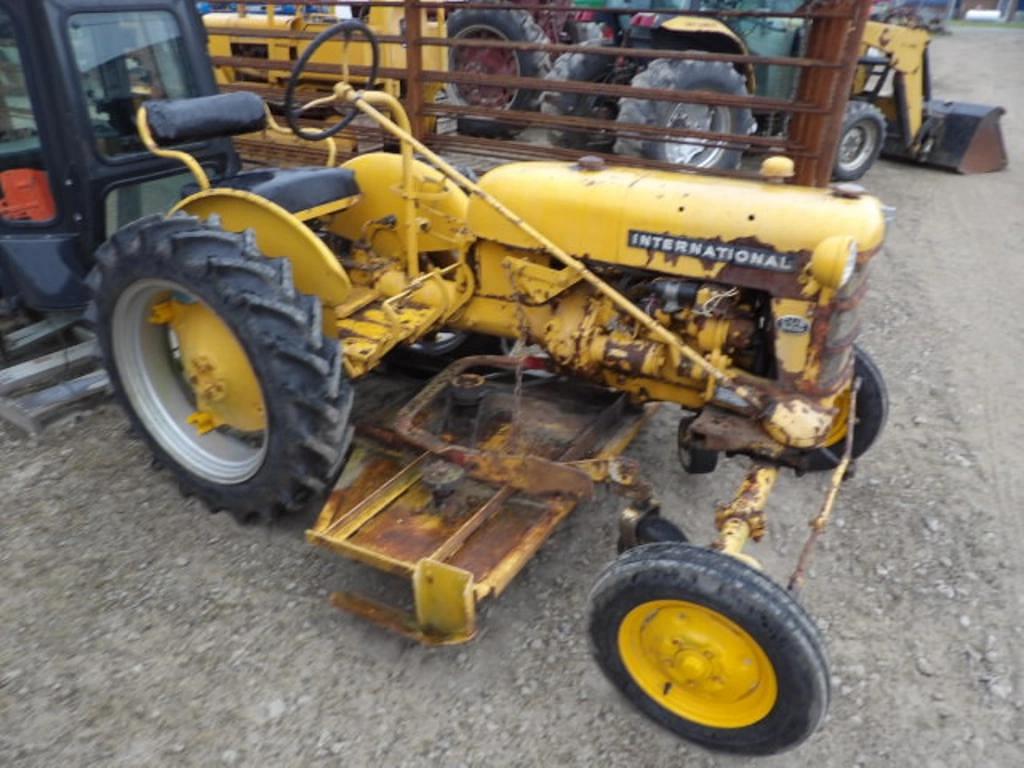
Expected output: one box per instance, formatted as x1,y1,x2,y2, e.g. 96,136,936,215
804,346,888,472
615,59,754,171
88,214,353,523
589,543,830,754
833,101,887,181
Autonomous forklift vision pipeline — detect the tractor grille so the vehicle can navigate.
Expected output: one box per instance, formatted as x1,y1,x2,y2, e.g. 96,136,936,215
818,262,871,390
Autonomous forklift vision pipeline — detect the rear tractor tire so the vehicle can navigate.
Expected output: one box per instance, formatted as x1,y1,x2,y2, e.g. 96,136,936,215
589,543,830,755
615,58,754,171
446,8,552,139
833,101,887,181
87,213,353,523
542,26,617,151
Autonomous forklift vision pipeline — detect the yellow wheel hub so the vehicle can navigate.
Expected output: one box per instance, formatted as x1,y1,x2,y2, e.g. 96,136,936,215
618,599,778,729
823,386,852,447
149,298,266,433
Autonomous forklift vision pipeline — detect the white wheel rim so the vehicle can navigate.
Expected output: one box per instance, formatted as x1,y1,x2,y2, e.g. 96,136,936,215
111,280,267,485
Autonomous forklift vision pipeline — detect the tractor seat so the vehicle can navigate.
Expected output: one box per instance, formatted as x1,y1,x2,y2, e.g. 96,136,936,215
145,92,360,217
208,167,360,215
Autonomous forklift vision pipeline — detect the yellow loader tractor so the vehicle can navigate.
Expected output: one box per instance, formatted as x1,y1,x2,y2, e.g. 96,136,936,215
89,21,889,755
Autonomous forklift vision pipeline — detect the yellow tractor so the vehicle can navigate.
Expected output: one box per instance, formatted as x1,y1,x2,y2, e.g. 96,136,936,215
89,21,888,755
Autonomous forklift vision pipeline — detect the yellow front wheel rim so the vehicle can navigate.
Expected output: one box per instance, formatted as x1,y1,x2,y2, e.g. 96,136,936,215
823,386,852,447
618,599,778,729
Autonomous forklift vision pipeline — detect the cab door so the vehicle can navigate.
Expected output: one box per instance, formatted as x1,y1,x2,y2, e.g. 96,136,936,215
44,0,238,239
0,0,84,310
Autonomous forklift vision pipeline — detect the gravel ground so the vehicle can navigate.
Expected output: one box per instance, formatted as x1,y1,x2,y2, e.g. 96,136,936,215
2,27,1023,768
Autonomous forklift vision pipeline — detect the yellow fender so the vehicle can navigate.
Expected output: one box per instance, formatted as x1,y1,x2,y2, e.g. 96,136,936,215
173,188,352,307
656,17,756,92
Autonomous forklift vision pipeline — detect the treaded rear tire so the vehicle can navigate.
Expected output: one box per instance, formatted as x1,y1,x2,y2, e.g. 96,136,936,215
87,213,353,523
589,543,830,755
615,58,754,171
542,26,616,150
447,8,552,138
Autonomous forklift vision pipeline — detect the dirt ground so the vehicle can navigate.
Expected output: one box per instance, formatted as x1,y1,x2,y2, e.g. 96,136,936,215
2,26,1023,768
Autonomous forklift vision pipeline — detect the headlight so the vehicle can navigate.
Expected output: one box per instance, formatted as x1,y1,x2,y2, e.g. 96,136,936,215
811,235,857,290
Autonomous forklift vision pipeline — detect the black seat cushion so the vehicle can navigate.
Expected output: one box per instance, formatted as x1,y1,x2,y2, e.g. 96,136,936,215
184,167,360,213
145,92,267,144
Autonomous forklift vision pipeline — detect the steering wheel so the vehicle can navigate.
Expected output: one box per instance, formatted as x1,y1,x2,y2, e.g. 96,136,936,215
284,19,380,142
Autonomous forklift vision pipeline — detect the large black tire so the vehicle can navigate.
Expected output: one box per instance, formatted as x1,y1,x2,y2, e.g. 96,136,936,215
87,213,353,523
542,26,617,150
832,101,886,181
447,9,552,139
804,345,888,472
589,543,830,755
615,58,754,171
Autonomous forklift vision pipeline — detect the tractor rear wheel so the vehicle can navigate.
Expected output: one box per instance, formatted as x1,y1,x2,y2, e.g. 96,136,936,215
589,543,830,754
615,58,754,171
833,101,886,181
88,213,353,523
542,26,617,150
446,9,552,138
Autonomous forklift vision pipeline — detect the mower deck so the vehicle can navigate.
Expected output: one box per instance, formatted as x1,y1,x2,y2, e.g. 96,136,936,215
308,365,655,644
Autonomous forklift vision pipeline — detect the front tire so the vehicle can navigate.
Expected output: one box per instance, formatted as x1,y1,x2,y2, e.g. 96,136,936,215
832,101,886,181
589,543,830,755
88,214,353,523
804,346,888,472
615,58,754,171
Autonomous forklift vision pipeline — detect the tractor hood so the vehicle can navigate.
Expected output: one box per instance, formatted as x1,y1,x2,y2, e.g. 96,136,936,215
467,163,886,284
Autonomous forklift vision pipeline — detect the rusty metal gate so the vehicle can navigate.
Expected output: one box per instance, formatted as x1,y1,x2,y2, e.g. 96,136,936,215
201,0,871,187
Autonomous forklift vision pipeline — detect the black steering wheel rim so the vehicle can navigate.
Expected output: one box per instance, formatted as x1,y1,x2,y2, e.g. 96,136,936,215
284,19,380,142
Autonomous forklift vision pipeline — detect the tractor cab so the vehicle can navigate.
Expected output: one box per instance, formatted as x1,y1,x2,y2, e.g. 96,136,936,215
0,0,236,315
0,0,236,430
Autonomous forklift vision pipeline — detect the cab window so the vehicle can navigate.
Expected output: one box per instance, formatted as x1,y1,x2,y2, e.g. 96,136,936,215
0,7,56,223
68,11,199,158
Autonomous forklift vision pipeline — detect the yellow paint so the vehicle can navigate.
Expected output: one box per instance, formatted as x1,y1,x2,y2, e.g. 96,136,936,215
656,16,755,91
151,298,266,432
136,107,210,191
858,22,932,143
772,298,813,375
413,559,476,642
330,149,471,262
810,235,856,290
467,162,886,262
204,7,447,99
760,156,794,180
617,600,778,729
173,189,351,308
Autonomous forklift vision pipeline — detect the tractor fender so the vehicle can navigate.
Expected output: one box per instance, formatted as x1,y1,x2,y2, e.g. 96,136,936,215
653,17,755,92
328,153,470,262
173,189,351,307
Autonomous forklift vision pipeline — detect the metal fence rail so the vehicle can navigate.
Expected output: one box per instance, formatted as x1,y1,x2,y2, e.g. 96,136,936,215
201,0,871,187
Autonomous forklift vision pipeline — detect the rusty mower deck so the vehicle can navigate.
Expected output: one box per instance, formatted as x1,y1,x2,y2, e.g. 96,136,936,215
307,356,656,644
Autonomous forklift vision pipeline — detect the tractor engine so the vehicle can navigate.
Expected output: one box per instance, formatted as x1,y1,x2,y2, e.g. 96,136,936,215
598,280,765,382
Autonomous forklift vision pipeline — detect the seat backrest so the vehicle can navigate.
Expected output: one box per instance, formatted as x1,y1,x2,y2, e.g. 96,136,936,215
143,91,266,145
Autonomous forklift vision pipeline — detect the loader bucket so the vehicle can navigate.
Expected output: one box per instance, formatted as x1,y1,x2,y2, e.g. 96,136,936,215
921,100,1008,174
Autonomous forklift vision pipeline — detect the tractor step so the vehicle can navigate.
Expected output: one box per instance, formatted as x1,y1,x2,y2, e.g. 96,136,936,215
0,339,109,434
308,363,656,644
